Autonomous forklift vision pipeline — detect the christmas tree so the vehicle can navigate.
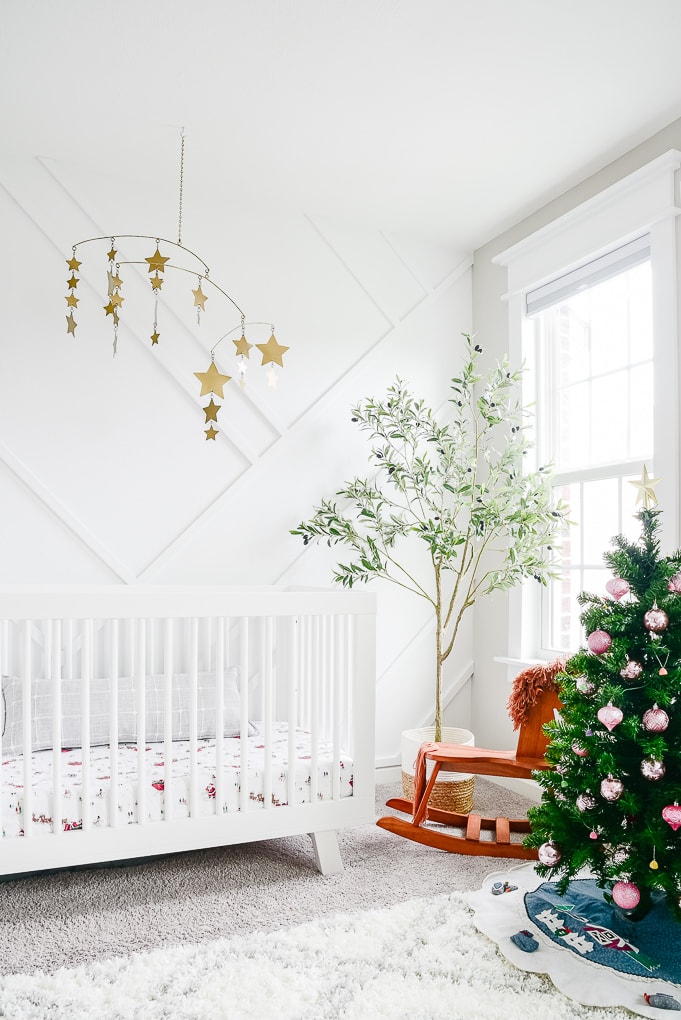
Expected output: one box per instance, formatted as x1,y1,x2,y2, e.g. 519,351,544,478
526,490,681,921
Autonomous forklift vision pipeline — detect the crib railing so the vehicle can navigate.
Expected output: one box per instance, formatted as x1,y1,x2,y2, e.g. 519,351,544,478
0,586,376,873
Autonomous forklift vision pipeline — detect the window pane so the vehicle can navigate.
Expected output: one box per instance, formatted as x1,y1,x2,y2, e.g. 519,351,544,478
545,569,583,652
533,254,653,655
540,259,653,474
582,478,620,564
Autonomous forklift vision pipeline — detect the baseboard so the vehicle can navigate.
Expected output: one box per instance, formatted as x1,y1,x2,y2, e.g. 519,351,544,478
375,764,402,786
481,775,542,802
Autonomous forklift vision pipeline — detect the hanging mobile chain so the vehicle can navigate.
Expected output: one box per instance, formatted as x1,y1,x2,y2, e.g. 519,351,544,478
178,128,185,246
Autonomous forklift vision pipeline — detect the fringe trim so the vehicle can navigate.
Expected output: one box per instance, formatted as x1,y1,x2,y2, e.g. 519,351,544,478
506,658,565,731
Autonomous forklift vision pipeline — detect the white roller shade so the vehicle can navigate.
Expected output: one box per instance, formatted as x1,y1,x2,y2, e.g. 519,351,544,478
526,234,650,317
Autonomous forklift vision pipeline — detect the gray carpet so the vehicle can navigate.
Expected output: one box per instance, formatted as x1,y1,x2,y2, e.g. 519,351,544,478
0,780,534,975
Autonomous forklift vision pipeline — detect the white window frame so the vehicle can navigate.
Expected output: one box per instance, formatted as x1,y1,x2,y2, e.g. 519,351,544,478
493,149,681,662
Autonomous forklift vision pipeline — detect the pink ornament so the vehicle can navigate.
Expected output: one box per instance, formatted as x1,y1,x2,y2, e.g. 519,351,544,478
668,571,681,593
606,578,630,600
537,841,562,867
572,740,588,757
642,704,669,733
576,676,596,695
588,630,612,655
589,830,598,840
620,660,643,681
641,758,665,781
662,803,681,831
576,792,596,812
612,881,640,910
597,703,623,732
644,607,669,633
600,775,624,801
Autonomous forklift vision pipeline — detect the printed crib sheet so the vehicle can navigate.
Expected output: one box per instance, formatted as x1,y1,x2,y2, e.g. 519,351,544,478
1,723,353,837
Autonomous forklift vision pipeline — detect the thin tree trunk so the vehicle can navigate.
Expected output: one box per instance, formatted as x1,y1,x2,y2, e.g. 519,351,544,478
435,593,442,742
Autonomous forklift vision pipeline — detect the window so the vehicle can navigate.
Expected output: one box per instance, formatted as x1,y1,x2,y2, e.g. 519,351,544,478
527,240,653,652
494,150,680,660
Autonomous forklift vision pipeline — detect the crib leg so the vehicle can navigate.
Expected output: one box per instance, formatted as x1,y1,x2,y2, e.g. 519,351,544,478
309,829,343,875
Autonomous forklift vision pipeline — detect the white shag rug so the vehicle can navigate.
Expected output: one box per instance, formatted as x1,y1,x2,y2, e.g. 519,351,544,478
0,893,639,1020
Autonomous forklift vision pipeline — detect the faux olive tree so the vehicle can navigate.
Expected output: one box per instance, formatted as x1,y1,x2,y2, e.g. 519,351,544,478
292,336,567,741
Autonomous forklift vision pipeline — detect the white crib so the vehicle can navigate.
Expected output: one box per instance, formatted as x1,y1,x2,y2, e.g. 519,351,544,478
0,585,376,876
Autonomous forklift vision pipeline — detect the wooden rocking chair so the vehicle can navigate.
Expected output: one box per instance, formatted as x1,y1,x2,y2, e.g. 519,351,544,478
376,660,564,859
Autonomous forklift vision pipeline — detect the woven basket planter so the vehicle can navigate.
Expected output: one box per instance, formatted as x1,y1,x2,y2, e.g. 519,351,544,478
401,770,475,814
401,726,475,815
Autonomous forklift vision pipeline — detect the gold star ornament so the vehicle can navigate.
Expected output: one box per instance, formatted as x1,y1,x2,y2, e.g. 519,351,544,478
205,425,219,441
145,246,170,274
233,333,253,358
194,361,231,398
150,331,160,346
256,332,289,368
65,293,79,308
630,465,661,509
192,283,208,310
67,255,81,272
150,274,164,291
66,311,77,335
204,398,220,423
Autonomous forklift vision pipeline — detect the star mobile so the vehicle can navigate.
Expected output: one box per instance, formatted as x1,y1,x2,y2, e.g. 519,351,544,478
63,130,290,441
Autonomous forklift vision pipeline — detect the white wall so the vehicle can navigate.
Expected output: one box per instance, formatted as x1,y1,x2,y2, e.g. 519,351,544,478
0,152,473,766
471,116,681,754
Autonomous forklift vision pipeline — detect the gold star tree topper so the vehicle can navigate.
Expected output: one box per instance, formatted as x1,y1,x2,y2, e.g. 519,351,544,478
630,465,661,509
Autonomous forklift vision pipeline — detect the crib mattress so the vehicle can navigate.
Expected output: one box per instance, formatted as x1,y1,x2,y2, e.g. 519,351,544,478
1,723,353,838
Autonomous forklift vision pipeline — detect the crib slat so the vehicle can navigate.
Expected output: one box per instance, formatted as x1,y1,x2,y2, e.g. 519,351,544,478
80,618,92,831
0,618,7,675
21,620,33,838
0,620,4,839
51,619,63,837
127,618,135,680
332,616,342,801
263,617,273,810
189,618,199,818
63,619,73,680
287,615,298,808
346,615,355,756
215,617,225,818
204,616,212,674
148,618,155,675
309,616,319,805
108,619,119,829
136,619,146,826
163,618,173,823
304,616,311,729
239,617,249,813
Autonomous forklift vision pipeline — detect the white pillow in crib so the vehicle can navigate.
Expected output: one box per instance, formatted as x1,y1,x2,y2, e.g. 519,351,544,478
1,669,252,754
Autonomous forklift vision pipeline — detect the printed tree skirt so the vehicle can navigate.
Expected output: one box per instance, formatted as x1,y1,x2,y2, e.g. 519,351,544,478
469,862,681,1019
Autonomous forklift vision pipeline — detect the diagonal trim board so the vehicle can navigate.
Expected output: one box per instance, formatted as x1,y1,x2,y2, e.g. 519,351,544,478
139,253,472,578
0,440,135,583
